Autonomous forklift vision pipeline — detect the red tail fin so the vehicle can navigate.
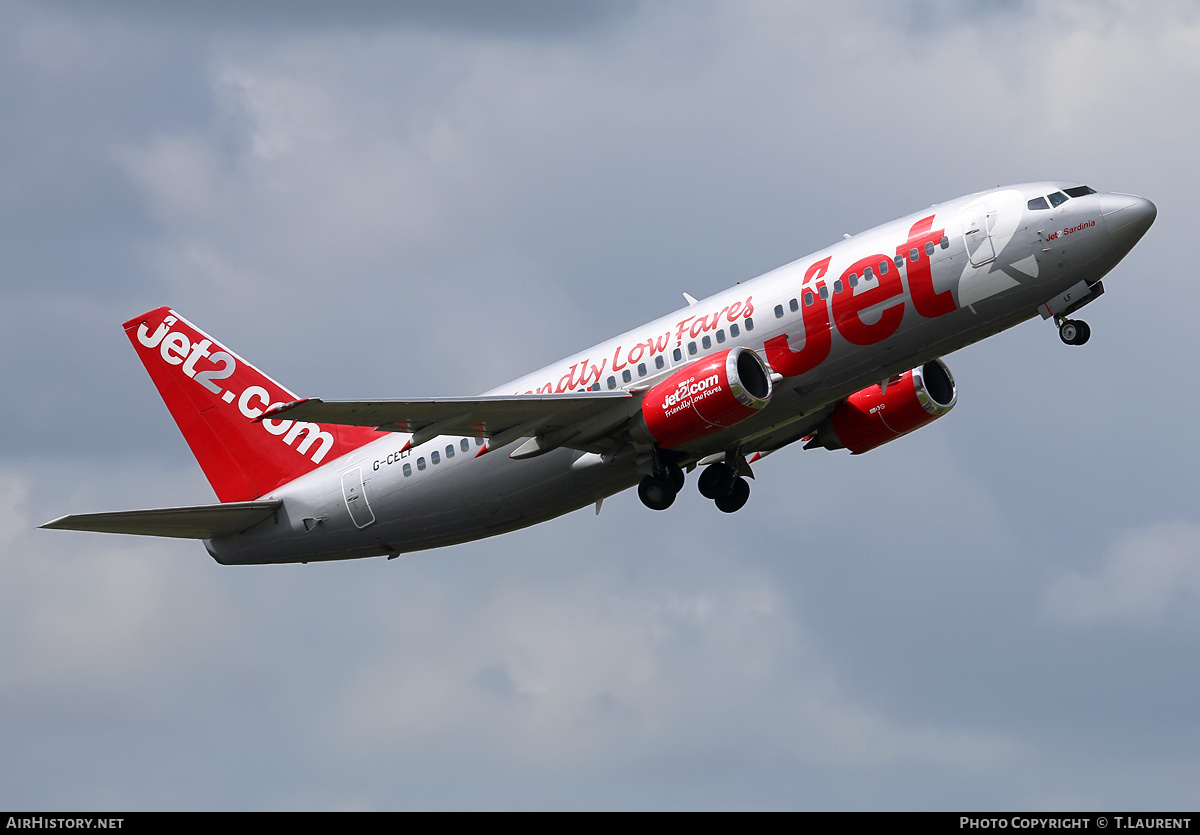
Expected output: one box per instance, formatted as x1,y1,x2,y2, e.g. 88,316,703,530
124,307,380,502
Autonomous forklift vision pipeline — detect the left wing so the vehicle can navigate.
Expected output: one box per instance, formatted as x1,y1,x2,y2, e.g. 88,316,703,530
262,391,638,457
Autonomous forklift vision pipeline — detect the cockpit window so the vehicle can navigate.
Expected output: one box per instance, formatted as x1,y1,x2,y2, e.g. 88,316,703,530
1064,185,1096,198
1048,191,1069,207
1027,196,1049,210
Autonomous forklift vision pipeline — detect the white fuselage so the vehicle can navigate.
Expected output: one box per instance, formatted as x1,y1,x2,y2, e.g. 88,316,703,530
207,182,1154,564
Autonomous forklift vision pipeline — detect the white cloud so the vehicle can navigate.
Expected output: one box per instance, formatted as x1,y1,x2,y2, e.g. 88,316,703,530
115,134,222,222
0,472,29,548
0,471,239,695
329,573,788,761
325,553,1019,777
1043,521,1200,627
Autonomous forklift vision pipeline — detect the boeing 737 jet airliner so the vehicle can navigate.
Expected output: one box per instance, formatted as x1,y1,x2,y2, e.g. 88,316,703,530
43,182,1156,564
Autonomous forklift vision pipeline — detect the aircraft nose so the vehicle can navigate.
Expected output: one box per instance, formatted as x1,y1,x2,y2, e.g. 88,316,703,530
1101,193,1157,250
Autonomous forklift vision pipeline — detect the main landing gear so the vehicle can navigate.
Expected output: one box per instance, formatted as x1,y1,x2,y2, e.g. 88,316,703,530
1058,318,1091,346
637,463,685,511
697,462,750,514
636,458,751,513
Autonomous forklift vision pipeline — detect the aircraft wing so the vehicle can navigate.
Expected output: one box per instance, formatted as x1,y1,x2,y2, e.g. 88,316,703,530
40,500,283,540
264,391,638,455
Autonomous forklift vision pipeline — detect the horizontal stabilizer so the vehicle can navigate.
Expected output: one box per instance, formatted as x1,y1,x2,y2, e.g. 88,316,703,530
40,500,283,540
265,392,635,441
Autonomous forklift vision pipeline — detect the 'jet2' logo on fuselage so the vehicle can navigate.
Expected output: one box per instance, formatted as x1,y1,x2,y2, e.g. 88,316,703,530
765,216,954,377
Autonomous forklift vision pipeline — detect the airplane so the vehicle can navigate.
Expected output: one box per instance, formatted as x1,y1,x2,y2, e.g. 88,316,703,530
42,182,1156,565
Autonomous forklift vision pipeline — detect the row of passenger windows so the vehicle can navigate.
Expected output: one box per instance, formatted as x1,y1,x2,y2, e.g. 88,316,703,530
597,233,957,388
562,229,957,395
401,225,964,468
1027,185,1096,211
771,236,950,317
601,318,756,389
400,218,969,473
402,437,486,477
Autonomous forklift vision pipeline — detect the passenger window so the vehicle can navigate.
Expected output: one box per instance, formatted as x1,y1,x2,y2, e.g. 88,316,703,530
864,266,873,279
403,463,412,477
590,382,599,391
789,299,798,313
446,444,455,459
461,439,470,452
848,274,857,288
803,290,813,306
818,286,828,300
925,242,935,256
774,304,784,318
476,437,485,446
716,330,725,344
431,450,440,465
655,355,665,369
909,248,920,261
638,362,647,376
607,376,616,390
833,279,843,294
1027,197,1049,210
417,457,426,471
744,317,754,331
622,369,632,383
879,260,888,274
1048,191,1068,207
730,323,740,337
895,255,904,268
940,235,949,249
701,336,711,350
673,348,683,361
688,341,698,355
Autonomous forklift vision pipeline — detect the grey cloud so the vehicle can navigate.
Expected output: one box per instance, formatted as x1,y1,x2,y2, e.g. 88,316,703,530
44,0,638,38
4,0,1199,811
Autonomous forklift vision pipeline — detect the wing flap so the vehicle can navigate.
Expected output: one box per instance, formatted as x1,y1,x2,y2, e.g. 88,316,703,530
40,500,283,540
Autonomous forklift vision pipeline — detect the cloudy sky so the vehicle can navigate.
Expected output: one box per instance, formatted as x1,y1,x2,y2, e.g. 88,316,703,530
2,0,1197,811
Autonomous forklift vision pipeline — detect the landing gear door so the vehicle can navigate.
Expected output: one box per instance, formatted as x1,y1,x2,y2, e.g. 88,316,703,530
341,466,376,529
963,203,997,266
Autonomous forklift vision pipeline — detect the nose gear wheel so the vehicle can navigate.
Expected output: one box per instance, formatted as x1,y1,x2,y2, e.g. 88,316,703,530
1058,319,1091,346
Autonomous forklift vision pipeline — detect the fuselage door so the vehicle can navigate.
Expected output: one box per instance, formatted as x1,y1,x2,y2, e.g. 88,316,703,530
341,466,376,529
962,203,997,266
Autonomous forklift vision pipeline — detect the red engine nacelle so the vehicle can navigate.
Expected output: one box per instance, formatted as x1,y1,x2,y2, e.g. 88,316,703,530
631,347,773,448
808,359,957,454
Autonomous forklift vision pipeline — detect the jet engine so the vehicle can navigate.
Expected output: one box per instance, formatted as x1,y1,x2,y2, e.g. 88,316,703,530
631,347,773,448
806,359,957,454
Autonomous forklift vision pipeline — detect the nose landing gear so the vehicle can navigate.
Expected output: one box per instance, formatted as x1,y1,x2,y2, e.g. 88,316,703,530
1058,318,1091,346
1042,279,1102,346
